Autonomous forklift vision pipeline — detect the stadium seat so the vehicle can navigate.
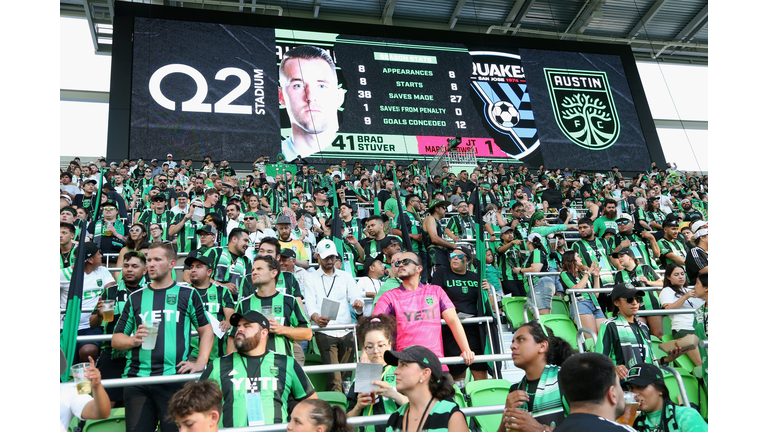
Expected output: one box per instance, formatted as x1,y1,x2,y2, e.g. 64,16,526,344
304,353,326,393
539,315,580,351
81,407,126,432
452,384,471,426
550,297,570,317
662,315,672,336
501,297,529,330
466,379,510,432
316,391,348,410
663,370,707,420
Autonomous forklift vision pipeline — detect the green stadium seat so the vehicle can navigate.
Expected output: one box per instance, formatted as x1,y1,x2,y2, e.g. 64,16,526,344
317,391,348,410
452,384,470,426
550,297,570,317
501,297,530,330
663,370,707,420
466,379,511,432
82,408,126,432
662,315,672,336
539,315,580,351
304,353,326,393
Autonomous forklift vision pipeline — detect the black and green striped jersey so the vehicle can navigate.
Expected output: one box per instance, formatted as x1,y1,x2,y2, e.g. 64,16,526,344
571,238,616,286
264,188,286,211
615,264,661,310
609,233,659,269
498,242,526,282
200,351,315,427
174,218,204,254
658,238,688,269
385,399,463,432
94,279,146,356
113,283,210,377
137,209,176,240
60,247,77,269
392,210,424,253
445,214,474,239
190,283,236,361
211,247,254,301
316,205,333,221
342,217,364,240
235,291,310,356
524,249,550,285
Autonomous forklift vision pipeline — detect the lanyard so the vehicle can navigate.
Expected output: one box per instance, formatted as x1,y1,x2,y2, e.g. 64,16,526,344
404,397,434,432
239,354,266,393
322,274,337,297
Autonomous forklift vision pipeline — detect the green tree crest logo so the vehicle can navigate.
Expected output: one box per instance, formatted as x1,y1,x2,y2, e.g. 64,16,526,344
544,69,620,150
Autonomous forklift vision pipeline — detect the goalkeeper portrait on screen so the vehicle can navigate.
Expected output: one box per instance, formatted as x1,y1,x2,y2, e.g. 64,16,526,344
279,45,345,162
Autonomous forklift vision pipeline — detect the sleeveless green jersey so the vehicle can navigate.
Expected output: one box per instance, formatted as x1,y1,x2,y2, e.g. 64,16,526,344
113,283,209,377
200,351,315,427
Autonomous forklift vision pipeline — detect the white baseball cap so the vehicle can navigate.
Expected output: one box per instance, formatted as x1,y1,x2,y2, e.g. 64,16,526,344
316,239,339,259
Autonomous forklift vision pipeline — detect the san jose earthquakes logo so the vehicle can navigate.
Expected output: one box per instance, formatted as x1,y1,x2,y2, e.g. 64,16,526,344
469,51,540,159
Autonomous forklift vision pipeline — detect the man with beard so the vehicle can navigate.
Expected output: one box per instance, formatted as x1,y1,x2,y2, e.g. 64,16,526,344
593,199,619,238
200,310,316,428
185,253,235,363
90,250,147,406
445,200,474,241
233,255,312,362
358,215,390,262
677,198,703,222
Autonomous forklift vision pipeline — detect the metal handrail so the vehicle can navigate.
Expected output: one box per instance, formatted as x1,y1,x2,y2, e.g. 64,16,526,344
99,354,512,389
73,317,495,343
660,365,690,407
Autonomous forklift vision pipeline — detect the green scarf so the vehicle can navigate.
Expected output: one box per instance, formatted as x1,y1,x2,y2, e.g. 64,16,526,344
634,401,682,432
610,314,655,368
519,364,567,427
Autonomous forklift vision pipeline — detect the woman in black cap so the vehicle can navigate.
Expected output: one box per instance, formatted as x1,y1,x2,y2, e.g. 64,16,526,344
383,345,468,432
596,284,689,379
613,248,664,339
500,321,574,432
624,363,708,431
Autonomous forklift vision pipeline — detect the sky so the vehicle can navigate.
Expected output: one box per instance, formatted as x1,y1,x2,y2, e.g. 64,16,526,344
59,16,707,171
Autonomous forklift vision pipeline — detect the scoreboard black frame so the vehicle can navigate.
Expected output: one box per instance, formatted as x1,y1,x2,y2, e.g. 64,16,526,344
107,2,666,171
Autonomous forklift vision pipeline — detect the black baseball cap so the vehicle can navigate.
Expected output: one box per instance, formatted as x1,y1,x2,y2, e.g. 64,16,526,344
662,217,680,228
624,363,665,387
101,200,118,209
184,252,214,269
611,248,634,259
611,283,641,302
176,191,188,198
229,310,270,331
380,236,402,249
83,178,97,185
603,227,617,236
384,345,443,382
279,248,296,259
196,225,216,235
361,253,385,277
76,242,101,261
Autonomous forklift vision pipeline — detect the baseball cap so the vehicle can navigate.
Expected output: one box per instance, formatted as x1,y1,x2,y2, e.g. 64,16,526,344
76,242,101,261
184,252,214,269
611,248,634,259
611,283,641,302
500,226,513,234
691,220,708,234
196,225,216,236
527,233,542,243
191,198,204,206
229,310,270,331
83,178,97,185
316,239,339,259
662,217,680,228
167,153,173,157
279,248,297,259
275,215,292,225
380,236,402,250
101,200,118,209
176,191,188,198
616,213,633,222
624,363,665,387
384,345,443,383
603,227,617,236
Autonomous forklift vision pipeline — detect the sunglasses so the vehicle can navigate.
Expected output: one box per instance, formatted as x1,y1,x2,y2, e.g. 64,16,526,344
394,258,416,267
624,296,643,304
102,207,116,211
617,220,630,226
129,228,143,234
450,253,466,261
244,217,255,221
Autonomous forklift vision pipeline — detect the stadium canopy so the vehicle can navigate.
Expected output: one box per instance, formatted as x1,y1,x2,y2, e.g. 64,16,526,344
60,0,707,65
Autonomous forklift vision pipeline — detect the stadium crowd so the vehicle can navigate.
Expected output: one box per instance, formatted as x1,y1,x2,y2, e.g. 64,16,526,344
60,155,708,431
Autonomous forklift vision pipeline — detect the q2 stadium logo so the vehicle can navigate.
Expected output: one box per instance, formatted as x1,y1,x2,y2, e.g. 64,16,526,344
469,51,539,159
543,68,620,150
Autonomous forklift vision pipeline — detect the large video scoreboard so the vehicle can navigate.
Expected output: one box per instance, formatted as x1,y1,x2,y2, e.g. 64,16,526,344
107,2,665,171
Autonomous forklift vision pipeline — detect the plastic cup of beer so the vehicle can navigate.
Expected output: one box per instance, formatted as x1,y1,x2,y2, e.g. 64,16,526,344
142,320,159,350
617,391,639,425
71,363,92,395
101,300,115,323
262,306,274,320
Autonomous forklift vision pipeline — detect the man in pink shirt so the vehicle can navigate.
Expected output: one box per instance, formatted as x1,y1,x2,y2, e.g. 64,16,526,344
373,251,475,372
